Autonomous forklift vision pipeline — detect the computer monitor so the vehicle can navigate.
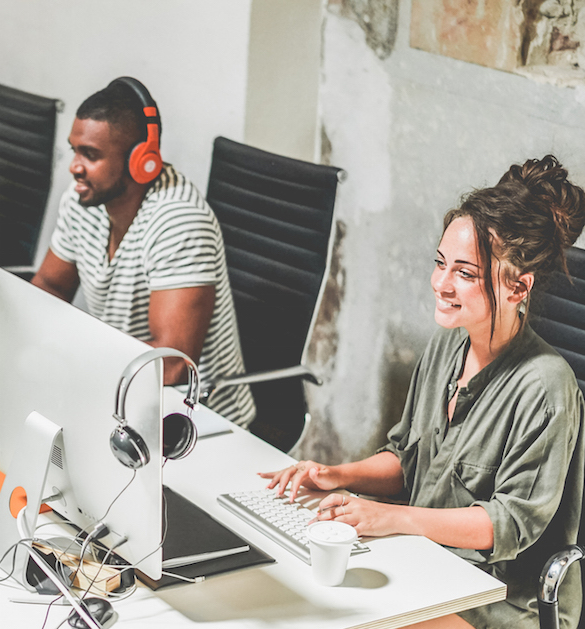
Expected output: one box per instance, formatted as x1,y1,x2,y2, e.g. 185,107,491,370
0,268,164,580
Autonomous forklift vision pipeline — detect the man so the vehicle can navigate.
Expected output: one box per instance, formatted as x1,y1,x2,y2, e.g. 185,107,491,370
32,77,255,427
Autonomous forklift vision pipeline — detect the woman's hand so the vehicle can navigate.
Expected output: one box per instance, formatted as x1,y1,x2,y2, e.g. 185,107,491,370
258,460,341,501
316,495,494,549
316,493,397,538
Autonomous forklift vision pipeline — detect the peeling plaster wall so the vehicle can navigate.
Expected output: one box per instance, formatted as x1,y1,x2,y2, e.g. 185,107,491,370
520,0,585,85
525,0,585,67
410,0,524,72
297,0,585,463
409,0,585,87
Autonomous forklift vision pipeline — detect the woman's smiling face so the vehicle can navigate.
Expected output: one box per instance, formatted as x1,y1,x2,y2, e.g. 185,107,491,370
431,216,499,337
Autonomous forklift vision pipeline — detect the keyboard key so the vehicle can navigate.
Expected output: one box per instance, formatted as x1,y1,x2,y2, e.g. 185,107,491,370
217,489,370,564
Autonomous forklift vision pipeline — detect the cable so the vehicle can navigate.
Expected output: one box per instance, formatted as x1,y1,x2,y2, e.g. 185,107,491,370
0,541,23,584
0,534,72,587
3,470,170,629
77,486,169,603
78,536,128,603
39,592,64,629
67,523,112,596
10,507,109,629
161,571,205,584
85,487,169,596
98,470,137,523
0,468,145,629
25,544,103,629
33,479,167,609
32,470,138,604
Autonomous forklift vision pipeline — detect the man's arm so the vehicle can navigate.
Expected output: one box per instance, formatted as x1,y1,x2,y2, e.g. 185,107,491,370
147,285,216,385
31,249,80,302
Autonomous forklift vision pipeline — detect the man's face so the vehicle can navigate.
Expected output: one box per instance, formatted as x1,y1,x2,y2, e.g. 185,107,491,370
68,117,134,207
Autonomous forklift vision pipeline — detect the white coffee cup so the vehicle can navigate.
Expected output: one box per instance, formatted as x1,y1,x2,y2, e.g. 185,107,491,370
307,521,357,586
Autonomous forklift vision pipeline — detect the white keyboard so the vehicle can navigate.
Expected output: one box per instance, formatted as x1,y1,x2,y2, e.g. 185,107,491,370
217,489,370,564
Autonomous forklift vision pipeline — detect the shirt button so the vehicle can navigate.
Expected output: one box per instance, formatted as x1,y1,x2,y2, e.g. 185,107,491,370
435,428,440,434
448,383,453,391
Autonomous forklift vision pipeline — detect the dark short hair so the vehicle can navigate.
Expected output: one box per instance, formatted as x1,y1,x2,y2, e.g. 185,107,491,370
76,81,161,144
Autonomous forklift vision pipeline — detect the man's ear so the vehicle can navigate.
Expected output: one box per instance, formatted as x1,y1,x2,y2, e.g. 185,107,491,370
509,273,534,304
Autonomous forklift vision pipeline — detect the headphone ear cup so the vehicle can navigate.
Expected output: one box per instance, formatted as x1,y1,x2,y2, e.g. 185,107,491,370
128,142,163,184
163,412,195,460
110,425,150,469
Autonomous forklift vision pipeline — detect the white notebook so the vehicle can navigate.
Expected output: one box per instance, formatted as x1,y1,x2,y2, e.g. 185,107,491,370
164,386,233,438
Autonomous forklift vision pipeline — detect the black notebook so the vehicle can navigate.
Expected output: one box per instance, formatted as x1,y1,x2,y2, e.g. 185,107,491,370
137,486,274,590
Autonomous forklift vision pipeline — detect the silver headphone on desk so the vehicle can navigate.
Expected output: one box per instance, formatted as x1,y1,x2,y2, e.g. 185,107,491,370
111,348,200,469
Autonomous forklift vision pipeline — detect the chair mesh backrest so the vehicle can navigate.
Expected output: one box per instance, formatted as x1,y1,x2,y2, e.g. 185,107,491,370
206,136,341,374
531,248,585,629
530,246,585,397
0,83,60,266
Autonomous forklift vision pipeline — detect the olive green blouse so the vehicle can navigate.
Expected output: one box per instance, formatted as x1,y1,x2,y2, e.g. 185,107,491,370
382,325,584,629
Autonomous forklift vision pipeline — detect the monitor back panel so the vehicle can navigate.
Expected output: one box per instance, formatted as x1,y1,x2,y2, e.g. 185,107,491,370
0,269,163,579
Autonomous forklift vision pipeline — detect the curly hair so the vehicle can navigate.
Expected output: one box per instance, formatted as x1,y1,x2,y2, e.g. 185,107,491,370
443,155,585,337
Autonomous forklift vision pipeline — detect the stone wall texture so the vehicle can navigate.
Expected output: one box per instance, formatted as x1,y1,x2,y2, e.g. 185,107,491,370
409,0,585,86
410,0,524,71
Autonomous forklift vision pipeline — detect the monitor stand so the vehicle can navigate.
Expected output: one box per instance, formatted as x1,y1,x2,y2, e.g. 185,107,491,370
0,411,61,591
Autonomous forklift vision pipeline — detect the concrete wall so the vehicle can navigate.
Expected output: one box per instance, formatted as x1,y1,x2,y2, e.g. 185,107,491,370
296,0,585,463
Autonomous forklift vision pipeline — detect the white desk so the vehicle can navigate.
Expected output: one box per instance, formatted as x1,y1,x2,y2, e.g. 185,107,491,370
0,405,506,628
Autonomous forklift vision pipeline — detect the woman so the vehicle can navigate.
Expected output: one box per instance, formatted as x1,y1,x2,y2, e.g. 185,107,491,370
260,156,585,628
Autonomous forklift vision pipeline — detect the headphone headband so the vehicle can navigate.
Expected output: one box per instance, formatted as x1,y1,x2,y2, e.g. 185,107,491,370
108,76,163,184
113,347,200,425
109,76,157,110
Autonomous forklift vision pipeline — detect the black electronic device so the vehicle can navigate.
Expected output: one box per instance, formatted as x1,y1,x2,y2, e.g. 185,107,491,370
137,486,274,590
67,597,115,629
110,348,200,469
108,76,163,184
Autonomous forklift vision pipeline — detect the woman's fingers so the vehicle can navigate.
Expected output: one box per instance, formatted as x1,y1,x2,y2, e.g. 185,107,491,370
258,468,293,490
317,493,348,519
258,460,336,501
279,465,302,495
316,493,365,533
318,492,345,510
317,495,397,538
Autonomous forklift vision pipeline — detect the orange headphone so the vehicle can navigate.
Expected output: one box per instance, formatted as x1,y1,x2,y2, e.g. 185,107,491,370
109,77,163,184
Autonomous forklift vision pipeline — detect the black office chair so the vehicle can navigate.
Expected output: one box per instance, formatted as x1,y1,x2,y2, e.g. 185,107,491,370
203,136,345,453
530,246,585,628
0,83,62,279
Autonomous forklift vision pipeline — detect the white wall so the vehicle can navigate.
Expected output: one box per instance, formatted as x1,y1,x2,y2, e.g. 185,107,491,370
0,0,252,266
245,0,322,161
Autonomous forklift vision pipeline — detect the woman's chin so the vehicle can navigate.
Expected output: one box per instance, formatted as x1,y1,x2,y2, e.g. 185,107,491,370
434,310,459,329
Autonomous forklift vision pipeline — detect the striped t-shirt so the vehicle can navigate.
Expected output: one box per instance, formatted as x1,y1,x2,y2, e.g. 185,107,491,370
50,163,256,427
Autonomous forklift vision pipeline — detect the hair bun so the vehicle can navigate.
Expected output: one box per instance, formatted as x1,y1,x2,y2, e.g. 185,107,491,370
499,155,585,249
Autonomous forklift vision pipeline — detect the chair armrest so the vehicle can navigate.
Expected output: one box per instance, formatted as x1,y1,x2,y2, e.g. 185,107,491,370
2,266,36,281
201,364,322,401
538,544,584,629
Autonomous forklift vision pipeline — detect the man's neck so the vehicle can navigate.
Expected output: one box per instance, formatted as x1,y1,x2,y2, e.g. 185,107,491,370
106,183,148,260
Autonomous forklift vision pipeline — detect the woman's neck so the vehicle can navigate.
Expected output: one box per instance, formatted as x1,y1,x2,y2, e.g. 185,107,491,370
464,313,520,380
